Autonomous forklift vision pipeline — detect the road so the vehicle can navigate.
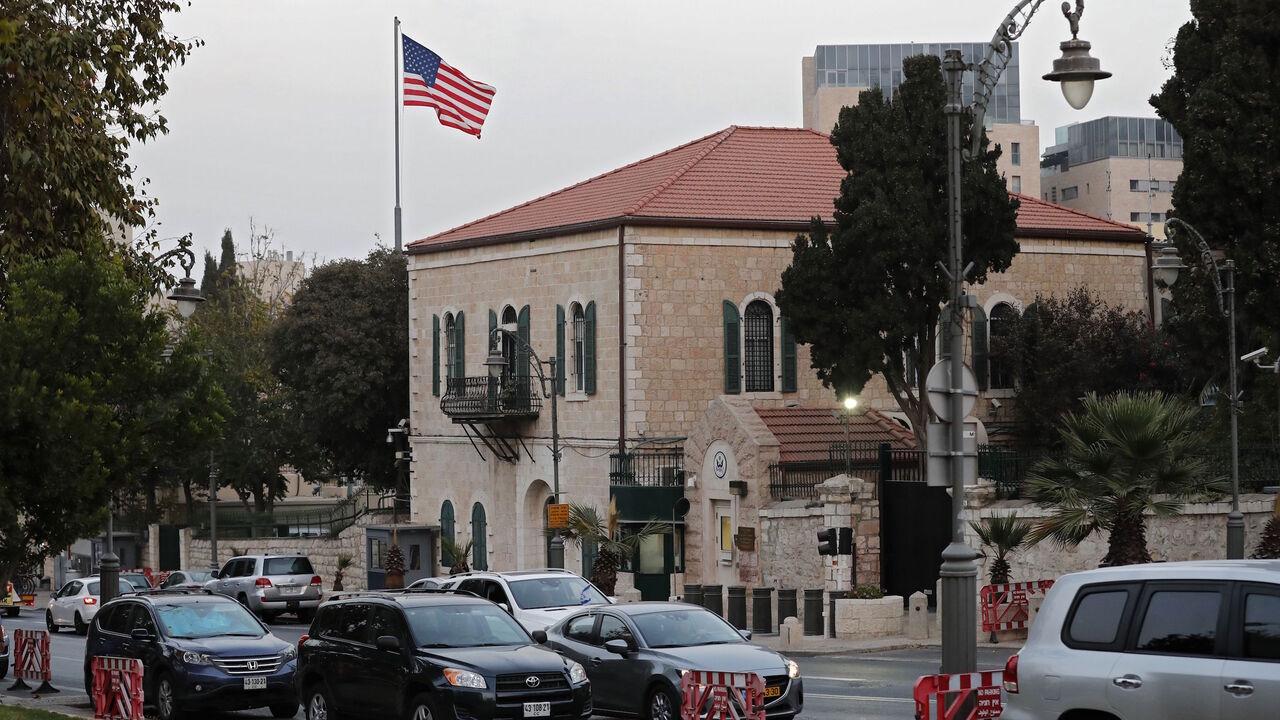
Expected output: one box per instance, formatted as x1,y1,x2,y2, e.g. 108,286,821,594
2,606,1016,720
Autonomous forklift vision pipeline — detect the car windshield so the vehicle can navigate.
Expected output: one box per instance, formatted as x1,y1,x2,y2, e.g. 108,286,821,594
404,604,531,647
86,581,134,596
632,609,746,648
507,577,609,610
155,602,265,639
180,571,211,583
122,575,150,589
264,557,314,575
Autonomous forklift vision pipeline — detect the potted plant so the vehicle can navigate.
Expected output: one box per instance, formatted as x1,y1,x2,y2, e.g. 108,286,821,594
441,538,474,575
333,552,354,591
385,544,405,589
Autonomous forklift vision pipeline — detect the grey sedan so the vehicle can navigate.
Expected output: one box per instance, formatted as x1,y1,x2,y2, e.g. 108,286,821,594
540,602,803,720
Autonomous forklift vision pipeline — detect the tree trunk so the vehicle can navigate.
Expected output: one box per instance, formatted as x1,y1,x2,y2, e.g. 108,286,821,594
182,477,195,525
591,549,620,596
1103,512,1152,566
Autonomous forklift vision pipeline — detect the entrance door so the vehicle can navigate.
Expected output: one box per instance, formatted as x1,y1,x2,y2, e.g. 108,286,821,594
880,479,950,605
158,526,180,571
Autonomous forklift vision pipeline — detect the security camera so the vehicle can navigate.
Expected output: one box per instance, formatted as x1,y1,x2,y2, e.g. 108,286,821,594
1241,347,1269,363
990,398,1003,409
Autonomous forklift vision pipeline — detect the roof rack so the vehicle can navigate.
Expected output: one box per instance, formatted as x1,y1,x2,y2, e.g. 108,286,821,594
122,588,215,597
325,588,482,602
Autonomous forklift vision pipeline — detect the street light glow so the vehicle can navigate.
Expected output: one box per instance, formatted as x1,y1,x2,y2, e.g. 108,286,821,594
843,396,858,411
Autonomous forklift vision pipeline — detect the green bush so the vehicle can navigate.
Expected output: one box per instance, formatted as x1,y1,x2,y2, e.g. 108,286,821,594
849,584,885,599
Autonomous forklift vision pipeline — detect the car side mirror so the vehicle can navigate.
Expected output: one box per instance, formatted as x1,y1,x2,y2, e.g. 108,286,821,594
375,635,401,652
531,630,548,644
131,628,155,642
210,570,220,579
738,629,752,641
604,639,630,656
498,602,511,614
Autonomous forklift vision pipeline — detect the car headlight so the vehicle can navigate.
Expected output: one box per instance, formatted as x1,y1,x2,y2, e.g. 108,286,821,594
787,660,800,679
443,668,487,689
565,659,588,685
182,651,213,666
279,645,297,661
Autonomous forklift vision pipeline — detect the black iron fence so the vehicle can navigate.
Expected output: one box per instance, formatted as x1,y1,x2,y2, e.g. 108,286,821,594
611,448,684,486
440,375,542,419
769,444,924,500
190,487,396,539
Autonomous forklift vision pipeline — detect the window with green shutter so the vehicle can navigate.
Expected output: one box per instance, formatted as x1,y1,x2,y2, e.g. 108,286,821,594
584,301,596,395
556,304,566,395
471,502,488,571
781,315,798,392
432,314,440,397
440,500,455,566
972,305,989,390
454,311,465,380
723,301,741,394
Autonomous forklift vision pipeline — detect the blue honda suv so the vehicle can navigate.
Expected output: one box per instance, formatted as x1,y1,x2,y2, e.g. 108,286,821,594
84,590,298,720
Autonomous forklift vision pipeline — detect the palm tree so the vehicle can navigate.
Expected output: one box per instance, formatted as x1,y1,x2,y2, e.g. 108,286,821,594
1252,494,1280,559
556,498,665,595
441,538,474,575
1026,391,1223,567
970,514,1034,586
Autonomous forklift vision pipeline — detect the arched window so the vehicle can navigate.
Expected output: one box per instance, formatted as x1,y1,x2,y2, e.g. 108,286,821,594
501,306,518,378
440,501,455,567
471,502,488,570
444,313,457,382
989,303,1018,390
544,497,556,566
571,303,586,393
743,300,774,392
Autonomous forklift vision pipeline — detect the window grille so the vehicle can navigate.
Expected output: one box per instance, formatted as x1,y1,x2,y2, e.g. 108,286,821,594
744,301,774,392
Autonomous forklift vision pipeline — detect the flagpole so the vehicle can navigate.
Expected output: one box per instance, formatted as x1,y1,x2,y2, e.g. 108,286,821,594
393,16,403,253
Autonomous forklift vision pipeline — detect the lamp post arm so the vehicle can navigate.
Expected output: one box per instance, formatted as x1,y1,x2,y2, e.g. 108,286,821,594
489,327,552,396
153,245,198,278
1166,217,1228,317
965,0,1050,159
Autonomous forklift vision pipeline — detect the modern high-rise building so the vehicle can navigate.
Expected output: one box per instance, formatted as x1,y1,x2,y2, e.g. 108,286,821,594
802,42,1040,198
1040,116,1184,239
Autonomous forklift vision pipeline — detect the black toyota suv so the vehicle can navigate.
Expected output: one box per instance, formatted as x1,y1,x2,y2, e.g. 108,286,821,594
297,590,592,720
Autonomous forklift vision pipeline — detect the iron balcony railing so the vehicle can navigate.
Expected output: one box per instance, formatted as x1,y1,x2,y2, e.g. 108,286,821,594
440,375,542,420
610,448,685,487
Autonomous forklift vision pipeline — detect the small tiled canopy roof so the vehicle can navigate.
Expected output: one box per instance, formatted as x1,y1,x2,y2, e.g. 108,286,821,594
754,407,917,464
409,125,1145,252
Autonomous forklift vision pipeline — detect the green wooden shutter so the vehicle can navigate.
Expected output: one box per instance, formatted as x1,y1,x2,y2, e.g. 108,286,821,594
723,301,741,394
471,502,488,571
489,308,497,337
440,501,455,566
432,314,441,396
781,315,798,393
517,305,531,373
939,307,952,359
556,304,566,396
455,311,465,379
584,301,597,395
972,305,989,390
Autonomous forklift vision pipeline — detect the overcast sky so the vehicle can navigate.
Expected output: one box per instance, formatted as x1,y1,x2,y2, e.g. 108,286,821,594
129,0,1192,267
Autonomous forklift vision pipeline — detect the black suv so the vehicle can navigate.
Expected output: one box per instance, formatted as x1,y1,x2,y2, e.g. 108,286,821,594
297,591,591,720
84,590,298,720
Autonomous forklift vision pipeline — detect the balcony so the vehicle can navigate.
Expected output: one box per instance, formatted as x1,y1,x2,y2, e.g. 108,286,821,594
440,375,542,422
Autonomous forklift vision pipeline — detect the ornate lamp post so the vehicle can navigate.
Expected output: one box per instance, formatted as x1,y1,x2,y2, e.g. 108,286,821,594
939,0,1108,675
484,329,563,568
1152,218,1244,558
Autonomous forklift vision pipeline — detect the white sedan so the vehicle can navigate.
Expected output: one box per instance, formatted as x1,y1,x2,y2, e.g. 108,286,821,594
46,576,132,635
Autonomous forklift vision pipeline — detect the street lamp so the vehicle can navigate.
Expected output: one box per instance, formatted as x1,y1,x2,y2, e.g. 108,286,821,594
1242,348,1278,443
1153,218,1244,558
483,329,564,568
158,245,205,318
939,0,1107,676
833,397,859,477
387,419,411,522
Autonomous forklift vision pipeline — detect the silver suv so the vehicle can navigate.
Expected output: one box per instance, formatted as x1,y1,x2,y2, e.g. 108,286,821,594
1002,560,1280,720
206,554,322,622
450,569,612,631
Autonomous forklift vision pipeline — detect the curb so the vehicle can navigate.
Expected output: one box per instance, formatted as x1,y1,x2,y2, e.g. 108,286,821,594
0,692,95,719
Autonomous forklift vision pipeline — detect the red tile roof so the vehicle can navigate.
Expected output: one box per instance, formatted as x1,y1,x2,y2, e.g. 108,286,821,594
754,407,917,464
409,126,1145,252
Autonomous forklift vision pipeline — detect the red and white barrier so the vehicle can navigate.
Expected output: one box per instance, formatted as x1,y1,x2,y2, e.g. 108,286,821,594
7,628,57,693
913,670,1003,720
979,580,1054,633
680,671,766,720
92,656,145,720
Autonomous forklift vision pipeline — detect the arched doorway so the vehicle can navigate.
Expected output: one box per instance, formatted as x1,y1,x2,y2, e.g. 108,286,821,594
521,480,553,569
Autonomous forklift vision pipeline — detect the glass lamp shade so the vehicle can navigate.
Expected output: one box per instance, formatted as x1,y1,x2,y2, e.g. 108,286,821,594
167,276,204,318
1151,246,1186,288
483,346,507,377
1043,38,1110,111
1060,79,1095,110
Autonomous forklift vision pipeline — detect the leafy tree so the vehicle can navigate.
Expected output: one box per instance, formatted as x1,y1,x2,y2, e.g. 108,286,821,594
557,499,665,596
970,514,1034,585
200,251,220,300
271,248,409,487
1151,0,1280,434
996,288,1187,444
0,0,198,266
0,244,215,590
1027,392,1223,567
777,55,1019,448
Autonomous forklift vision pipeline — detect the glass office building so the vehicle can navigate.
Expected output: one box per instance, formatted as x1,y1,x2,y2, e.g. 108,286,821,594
812,43,1022,124
1053,116,1183,166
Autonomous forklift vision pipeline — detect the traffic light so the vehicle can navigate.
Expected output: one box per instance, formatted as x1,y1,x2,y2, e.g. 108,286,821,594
817,528,837,556
838,527,853,555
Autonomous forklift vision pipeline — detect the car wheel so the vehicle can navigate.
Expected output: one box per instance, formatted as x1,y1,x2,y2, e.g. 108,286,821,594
261,611,279,624
270,702,299,718
406,692,438,720
74,612,88,635
0,658,9,681
155,672,179,720
645,684,680,720
298,608,315,624
85,666,94,695
305,684,337,720
5,607,17,617
46,610,60,633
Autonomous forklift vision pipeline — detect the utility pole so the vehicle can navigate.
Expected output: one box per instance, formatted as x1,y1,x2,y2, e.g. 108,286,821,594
209,449,219,571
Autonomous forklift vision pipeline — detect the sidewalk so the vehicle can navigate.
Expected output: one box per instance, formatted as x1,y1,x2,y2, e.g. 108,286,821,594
0,689,94,719
751,631,1024,656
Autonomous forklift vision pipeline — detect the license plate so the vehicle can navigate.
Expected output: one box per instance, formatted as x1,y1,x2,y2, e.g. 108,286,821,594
281,585,302,595
523,702,550,717
243,677,267,690
764,686,782,698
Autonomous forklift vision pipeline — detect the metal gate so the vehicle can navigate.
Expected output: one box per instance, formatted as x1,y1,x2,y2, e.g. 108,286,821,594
879,470,951,606
158,525,181,571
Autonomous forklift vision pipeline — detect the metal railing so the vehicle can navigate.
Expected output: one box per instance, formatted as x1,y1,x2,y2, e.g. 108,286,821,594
440,375,542,419
190,487,396,539
611,448,685,486
769,444,924,500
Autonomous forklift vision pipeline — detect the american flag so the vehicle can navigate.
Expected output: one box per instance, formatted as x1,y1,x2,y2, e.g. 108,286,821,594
402,34,496,138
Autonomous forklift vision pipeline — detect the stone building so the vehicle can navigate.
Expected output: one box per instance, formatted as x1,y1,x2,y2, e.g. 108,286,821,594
802,42,1041,198
404,125,1150,599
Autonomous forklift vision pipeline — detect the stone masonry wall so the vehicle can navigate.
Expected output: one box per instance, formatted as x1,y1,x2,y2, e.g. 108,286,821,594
759,501,825,591
187,521,366,593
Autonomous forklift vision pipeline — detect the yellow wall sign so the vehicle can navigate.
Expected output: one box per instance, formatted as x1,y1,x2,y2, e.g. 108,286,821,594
547,503,570,529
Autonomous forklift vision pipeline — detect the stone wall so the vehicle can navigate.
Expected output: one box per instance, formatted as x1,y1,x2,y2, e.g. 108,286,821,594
759,501,825,591
187,521,366,593
965,490,1278,584
833,596,905,640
